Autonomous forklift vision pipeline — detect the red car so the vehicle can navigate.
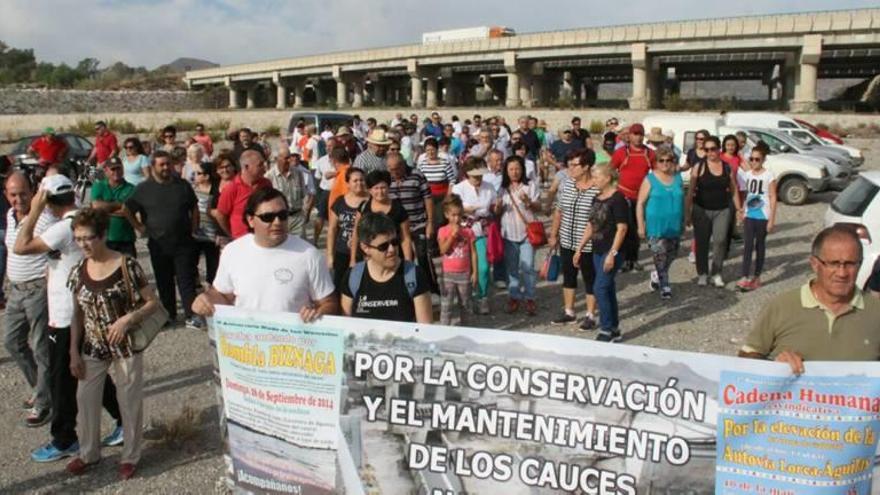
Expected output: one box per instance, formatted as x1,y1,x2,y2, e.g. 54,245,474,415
794,118,844,145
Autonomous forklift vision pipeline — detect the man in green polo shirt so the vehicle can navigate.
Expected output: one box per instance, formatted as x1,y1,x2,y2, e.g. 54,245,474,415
90,157,137,257
739,225,880,374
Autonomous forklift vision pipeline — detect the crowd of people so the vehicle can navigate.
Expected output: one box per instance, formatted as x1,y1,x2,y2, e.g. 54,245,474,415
2,110,879,481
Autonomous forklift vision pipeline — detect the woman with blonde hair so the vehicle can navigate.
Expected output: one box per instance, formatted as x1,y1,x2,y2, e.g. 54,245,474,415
573,163,629,343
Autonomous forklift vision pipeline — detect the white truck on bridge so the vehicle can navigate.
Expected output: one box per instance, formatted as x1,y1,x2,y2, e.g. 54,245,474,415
422,26,515,44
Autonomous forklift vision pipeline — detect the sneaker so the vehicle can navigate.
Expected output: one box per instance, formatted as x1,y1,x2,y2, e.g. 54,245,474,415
551,312,577,325
494,280,507,289
661,287,672,300
119,462,137,480
688,251,696,264
31,441,79,463
750,277,762,290
102,425,125,447
736,278,752,292
596,331,622,343
711,274,725,288
579,315,597,331
524,300,537,316
66,457,99,476
185,316,205,331
649,270,660,291
506,299,519,313
26,407,51,428
697,275,708,286
478,298,490,315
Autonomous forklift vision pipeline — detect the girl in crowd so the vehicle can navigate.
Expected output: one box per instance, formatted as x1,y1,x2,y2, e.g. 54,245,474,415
574,164,629,343
341,213,432,323
437,195,477,326
350,170,413,266
192,161,221,285
636,148,685,300
327,167,368,290
451,157,497,315
498,155,541,316
121,137,149,185
214,152,237,193
737,143,776,292
416,137,457,229
549,150,599,329
66,209,161,480
686,136,743,287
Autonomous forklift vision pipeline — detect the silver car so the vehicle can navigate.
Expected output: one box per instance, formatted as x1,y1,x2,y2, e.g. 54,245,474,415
744,128,855,190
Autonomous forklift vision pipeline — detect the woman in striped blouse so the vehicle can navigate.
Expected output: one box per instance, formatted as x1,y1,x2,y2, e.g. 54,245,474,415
548,149,600,330
417,138,457,229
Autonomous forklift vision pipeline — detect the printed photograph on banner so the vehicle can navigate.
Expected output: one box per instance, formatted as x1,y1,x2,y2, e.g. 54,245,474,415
212,306,344,495
716,372,880,495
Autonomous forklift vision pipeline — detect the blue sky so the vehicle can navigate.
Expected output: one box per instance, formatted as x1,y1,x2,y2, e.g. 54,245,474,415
2,0,878,68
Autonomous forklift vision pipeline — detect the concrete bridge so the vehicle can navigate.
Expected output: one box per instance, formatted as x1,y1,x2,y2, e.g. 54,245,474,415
185,8,880,112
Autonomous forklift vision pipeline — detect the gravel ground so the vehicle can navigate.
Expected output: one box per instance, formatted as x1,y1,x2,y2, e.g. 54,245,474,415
0,138,877,494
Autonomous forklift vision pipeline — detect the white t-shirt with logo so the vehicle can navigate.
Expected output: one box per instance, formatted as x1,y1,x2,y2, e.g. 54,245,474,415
742,169,776,221
213,234,335,313
40,212,83,328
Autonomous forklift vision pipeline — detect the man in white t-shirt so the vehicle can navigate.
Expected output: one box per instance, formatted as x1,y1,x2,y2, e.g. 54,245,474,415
192,187,337,319
14,175,123,461
312,137,339,244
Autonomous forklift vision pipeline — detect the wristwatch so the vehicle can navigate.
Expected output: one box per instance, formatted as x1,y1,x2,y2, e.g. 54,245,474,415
609,250,618,257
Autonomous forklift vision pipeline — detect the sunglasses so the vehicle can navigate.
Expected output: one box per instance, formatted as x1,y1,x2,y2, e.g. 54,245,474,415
749,157,763,162
124,145,136,149
703,146,719,152
367,238,400,252
163,134,175,139
195,171,210,176
657,158,674,163
254,210,290,223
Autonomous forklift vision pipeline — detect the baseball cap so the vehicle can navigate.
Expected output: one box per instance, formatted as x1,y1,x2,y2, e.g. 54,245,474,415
42,174,74,196
43,127,56,135
105,157,123,169
629,123,645,135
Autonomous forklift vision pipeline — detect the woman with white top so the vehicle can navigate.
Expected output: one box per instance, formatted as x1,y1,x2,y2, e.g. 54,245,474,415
121,138,149,185
737,143,777,292
498,156,541,316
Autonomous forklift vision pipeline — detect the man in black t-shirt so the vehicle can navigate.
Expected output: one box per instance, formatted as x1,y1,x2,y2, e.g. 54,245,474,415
340,213,432,323
124,151,201,329
549,129,584,165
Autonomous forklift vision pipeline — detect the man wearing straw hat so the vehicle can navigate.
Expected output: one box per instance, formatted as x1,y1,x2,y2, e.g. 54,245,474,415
353,129,391,174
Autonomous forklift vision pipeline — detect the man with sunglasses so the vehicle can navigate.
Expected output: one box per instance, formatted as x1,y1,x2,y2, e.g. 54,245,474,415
192,187,337,321
87,121,118,166
739,225,880,374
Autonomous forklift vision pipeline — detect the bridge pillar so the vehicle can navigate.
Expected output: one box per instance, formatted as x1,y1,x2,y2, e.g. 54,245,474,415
372,77,385,106
407,59,425,108
629,43,650,110
561,71,574,101
224,77,241,109
245,86,257,109
314,82,326,106
293,80,306,109
352,78,364,108
504,51,521,107
479,75,494,102
272,73,288,109
425,72,439,108
791,34,822,112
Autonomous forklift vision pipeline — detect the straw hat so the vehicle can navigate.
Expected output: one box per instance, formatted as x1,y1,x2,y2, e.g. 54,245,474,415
647,127,666,143
366,129,392,146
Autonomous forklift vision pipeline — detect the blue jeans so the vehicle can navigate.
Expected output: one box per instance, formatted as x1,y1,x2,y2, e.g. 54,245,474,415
504,239,536,300
593,251,623,333
493,258,507,284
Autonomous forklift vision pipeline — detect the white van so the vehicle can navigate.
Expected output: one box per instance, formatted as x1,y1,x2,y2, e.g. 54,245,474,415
641,114,830,205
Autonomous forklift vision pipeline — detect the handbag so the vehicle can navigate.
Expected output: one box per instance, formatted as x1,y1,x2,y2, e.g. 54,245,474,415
120,256,169,352
485,220,504,264
508,188,547,247
540,248,561,282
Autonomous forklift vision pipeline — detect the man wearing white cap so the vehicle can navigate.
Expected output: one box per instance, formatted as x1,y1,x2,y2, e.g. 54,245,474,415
353,129,391,174
14,175,123,461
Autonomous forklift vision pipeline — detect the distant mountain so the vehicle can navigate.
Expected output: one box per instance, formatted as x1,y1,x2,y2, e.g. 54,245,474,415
158,58,218,73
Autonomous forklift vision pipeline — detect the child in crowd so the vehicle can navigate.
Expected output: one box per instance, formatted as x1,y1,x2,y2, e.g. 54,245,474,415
737,143,776,292
437,195,477,326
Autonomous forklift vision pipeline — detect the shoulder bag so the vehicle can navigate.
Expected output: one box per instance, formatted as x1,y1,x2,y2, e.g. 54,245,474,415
120,256,169,352
507,188,547,247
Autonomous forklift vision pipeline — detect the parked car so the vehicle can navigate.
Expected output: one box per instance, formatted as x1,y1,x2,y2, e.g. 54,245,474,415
794,118,844,145
9,132,94,164
824,171,880,289
640,115,830,205
286,112,354,139
740,127,855,191
779,124,863,166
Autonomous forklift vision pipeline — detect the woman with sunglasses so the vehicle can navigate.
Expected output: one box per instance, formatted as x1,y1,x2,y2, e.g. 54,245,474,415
192,161,221,284
685,136,743,288
737,143,776,292
349,170,414,266
214,153,237,193
327,167,369,290
636,148,684,300
121,137,149,185
341,213,432,323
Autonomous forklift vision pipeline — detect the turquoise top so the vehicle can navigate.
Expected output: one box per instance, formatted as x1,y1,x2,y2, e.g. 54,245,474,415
645,173,684,238
122,154,149,185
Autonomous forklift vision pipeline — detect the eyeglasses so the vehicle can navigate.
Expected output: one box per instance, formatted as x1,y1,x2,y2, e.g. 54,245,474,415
254,210,290,223
163,134,175,139
124,145,136,150
195,171,210,176
74,235,98,243
703,146,719,152
389,147,401,152
366,238,400,252
657,158,674,163
814,256,861,271
696,137,705,141
749,157,764,162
